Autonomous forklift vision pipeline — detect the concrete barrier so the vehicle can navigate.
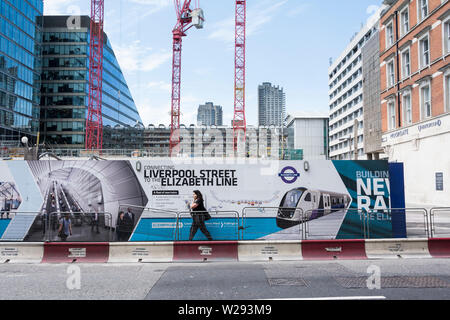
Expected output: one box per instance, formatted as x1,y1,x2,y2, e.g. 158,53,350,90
238,241,302,261
365,239,431,259
173,241,238,262
0,242,43,263
428,238,450,258
42,242,109,263
108,242,174,263
301,239,367,260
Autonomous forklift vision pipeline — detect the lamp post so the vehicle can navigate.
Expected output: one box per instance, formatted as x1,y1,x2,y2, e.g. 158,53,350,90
22,136,38,160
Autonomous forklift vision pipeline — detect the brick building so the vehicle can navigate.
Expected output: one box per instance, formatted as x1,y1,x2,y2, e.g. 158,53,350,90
380,0,450,206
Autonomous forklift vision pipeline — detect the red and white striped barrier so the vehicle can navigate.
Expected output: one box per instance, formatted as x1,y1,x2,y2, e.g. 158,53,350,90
173,241,238,262
0,243,43,263
42,242,109,263
1,238,450,263
428,238,450,258
238,240,302,261
108,242,174,263
301,239,367,260
365,239,431,259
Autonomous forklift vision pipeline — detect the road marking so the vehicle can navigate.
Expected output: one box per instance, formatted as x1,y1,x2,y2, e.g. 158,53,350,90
261,296,387,301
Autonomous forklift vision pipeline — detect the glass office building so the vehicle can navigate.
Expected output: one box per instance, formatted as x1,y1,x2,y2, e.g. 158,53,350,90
38,16,143,149
0,0,43,146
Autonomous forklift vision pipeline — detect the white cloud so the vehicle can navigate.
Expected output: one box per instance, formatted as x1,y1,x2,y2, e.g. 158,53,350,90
209,0,288,44
128,0,171,7
137,94,200,126
138,100,171,126
44,0,171,20
147,81,172,92
44,0,84,15
114,41,172,73
133,80,202,126
286,4,310,17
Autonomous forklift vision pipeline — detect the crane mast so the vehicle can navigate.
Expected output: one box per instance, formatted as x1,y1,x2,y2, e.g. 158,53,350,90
233,0,247,152
170,0,204,156
86,0,105,150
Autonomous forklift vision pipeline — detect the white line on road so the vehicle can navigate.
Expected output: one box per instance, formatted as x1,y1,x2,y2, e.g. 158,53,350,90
262,296,387,301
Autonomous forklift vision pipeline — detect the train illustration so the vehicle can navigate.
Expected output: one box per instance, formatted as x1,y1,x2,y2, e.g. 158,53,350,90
276,187,351,229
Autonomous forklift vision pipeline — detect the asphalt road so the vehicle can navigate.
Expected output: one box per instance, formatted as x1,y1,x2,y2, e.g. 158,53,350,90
1,259,450,300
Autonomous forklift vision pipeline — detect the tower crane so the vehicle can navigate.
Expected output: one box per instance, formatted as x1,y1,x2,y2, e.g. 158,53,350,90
85,0,105,150
233,0,247,152
170,1,204,156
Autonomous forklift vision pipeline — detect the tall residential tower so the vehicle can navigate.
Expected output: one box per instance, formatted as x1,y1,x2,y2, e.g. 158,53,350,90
197,102,223,126
258,82,286,127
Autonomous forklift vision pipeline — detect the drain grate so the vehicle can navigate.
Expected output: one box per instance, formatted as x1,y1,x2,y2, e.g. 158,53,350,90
268,278,308,287
335,276,450,289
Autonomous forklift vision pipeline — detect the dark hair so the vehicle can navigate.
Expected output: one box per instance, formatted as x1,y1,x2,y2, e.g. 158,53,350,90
193,190,203,201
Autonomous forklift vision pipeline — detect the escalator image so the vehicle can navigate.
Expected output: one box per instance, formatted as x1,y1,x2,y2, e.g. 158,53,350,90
24,161,148,242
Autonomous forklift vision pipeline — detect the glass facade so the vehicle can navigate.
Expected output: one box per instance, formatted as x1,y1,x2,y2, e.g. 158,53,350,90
0,0,43,145
39,16,143,148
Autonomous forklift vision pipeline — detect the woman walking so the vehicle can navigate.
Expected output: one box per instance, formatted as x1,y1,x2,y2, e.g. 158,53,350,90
189,190,212,241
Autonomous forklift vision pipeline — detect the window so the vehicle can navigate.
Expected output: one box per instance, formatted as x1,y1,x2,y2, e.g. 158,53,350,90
420,83,432,119
388,100,396,130
403,92,412,126
445,74,450,112
387,60,395,87
444,20,450,55
386,22,394,47
304,193,311,202
401,7,409,36
402,49,410,79
419,35,430,68
418,0,428,21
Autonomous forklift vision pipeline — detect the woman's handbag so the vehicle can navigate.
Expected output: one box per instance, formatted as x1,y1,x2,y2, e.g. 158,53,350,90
204,211,212,221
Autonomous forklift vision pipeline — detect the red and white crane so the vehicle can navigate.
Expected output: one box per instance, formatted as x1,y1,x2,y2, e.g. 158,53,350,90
85,0,105,150
170,0,204,155
233,0,247,151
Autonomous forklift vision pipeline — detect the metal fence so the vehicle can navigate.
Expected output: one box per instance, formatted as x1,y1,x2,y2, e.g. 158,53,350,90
395,208,430,239
36,149,167,158
118,205,179,242
2,206,450,242
177,211,240,241
241,207,305,240
430,208,450,238
44,212,113,242
302,208,369,240
300,207,434,240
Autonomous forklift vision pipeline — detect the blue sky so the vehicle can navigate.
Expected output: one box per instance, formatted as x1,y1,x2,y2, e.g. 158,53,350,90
45,0,384,126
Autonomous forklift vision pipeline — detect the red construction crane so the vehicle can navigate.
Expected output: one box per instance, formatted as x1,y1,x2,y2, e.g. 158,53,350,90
233,0,247,152
85,0,105,150
170,0,204,156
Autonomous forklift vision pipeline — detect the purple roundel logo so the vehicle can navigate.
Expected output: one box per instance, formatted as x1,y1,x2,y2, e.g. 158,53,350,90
278,166,300,184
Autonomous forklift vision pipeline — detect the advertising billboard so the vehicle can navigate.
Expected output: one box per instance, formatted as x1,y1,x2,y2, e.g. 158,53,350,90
0,160,399,242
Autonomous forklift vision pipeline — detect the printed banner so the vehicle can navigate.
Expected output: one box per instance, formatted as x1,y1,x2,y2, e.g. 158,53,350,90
0,160,403,242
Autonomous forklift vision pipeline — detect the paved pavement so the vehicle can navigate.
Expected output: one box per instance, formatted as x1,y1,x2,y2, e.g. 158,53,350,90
1,259,450,300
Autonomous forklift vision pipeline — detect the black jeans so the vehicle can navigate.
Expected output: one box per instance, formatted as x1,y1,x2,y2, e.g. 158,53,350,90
189,214,212,241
